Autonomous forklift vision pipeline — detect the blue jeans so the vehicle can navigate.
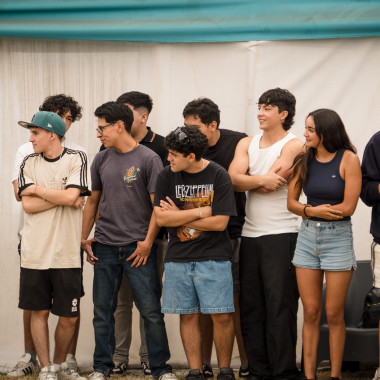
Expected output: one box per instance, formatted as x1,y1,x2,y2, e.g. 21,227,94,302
92,242,172,377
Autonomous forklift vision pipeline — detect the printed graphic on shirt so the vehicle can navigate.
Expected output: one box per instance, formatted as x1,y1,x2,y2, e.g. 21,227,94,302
124,166,140,187
176,184,214,242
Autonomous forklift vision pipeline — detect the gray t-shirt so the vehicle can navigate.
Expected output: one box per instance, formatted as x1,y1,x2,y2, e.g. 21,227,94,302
91,145,163,246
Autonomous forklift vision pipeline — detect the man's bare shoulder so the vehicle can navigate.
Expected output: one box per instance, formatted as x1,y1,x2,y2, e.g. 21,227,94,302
282,137,304,155
236,135,254,152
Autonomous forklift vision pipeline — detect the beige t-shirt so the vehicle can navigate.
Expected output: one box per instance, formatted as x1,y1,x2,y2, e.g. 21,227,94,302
18,148,91,269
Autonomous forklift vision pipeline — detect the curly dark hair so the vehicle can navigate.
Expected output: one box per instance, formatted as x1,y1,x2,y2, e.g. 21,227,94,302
258,88,296,131
39,94,82,122
94,101,133,134
165,126,208,160
116,91,153,114
183,97,220,127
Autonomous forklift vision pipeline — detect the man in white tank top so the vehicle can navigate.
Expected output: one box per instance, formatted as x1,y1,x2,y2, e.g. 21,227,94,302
229,88,303,380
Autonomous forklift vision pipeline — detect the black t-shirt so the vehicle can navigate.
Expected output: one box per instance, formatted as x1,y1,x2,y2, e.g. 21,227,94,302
204,129,247,239
154,161,237,262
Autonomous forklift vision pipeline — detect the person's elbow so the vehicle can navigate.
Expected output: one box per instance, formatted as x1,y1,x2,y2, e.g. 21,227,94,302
232,183,245,192
22,200,34,214
154,208,166,227
229,174,244,192
65,189,82,206
23,206,34,214
343,204,358,217
213,216,229,231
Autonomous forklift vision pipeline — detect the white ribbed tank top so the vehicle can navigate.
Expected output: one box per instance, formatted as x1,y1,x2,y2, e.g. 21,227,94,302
242,132,299,238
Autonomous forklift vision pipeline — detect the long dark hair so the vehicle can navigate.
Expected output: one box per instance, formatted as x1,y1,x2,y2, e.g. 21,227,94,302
290,109,356,189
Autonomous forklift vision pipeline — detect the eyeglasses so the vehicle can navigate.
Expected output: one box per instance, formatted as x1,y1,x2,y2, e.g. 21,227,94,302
174,126,188,141
96,122,115,134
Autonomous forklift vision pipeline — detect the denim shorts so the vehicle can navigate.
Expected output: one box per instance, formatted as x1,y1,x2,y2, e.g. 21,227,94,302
292,219,357,271
162,260,234,314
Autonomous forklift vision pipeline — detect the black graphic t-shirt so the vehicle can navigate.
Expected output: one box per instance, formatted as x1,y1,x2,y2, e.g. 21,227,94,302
154,161,236,262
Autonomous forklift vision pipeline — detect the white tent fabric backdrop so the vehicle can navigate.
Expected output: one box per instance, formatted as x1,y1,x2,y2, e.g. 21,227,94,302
0,36,379,368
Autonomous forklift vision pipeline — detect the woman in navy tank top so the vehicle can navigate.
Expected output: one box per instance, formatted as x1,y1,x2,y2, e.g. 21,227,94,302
287,109,362,380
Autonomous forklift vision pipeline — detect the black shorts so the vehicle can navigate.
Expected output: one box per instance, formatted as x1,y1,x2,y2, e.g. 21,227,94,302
18,241,85,298
80,249,85,297
19,268,81,317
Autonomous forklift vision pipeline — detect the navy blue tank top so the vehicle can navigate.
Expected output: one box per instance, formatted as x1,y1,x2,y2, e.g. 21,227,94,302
304,149,350,221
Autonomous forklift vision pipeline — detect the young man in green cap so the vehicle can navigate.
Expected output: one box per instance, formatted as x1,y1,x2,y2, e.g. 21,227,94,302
17,111,91,380
9,94,85,378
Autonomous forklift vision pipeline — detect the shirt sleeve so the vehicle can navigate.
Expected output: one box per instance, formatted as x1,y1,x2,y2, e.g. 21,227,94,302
146,155,164,194
66,151,92,196
361,132,380,207
18,156,35,196
153,169,169,206
90,152,103,192
211,167,237,217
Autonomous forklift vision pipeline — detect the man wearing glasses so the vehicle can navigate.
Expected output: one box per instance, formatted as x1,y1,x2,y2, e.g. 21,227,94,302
101,91,168,377
154,126,237,380
81,101,176,380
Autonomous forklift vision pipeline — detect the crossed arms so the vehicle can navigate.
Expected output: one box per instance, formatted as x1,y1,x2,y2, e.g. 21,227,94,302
287,150,362,220
18,182,82,214
228,136,304,193
154,196,229,232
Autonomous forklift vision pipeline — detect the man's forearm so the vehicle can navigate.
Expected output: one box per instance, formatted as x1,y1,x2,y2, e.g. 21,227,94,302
230,173,264,192
185,215,229,232
81,203,97,241
155,207,201,227
22,195,56,214
144,212,160,246
32,184,80,206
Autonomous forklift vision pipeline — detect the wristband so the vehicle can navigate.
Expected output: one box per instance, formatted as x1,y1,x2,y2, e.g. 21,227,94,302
303,205,311,218
199,206,203,218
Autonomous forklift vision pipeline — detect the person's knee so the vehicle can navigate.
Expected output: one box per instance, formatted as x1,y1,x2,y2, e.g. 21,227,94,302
303,304,322,325
325,307,344,326
138,302,163,325
211,313,234,328
180,313,200,324
58,316,79,328
32,310,50,321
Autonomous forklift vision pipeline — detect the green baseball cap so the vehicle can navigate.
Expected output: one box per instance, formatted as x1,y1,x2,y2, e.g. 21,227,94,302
18,111,66,137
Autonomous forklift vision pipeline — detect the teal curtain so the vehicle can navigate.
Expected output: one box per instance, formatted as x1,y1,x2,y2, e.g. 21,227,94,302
0,0,380,42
